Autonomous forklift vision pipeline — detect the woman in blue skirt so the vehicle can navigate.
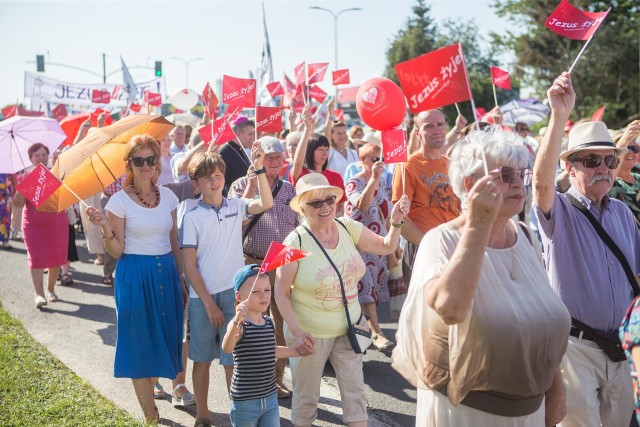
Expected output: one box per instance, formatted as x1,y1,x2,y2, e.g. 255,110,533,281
86,134,187,423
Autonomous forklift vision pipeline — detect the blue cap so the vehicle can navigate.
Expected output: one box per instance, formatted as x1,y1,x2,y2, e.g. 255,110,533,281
233,264,261,292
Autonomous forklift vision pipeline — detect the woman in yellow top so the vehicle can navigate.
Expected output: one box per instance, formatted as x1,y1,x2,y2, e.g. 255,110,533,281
275,173,409,427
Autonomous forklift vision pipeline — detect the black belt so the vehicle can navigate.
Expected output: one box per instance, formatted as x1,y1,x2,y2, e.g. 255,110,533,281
570,325,619,342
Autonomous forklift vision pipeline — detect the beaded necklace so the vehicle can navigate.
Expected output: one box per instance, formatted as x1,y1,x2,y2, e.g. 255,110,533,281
131,183,160,208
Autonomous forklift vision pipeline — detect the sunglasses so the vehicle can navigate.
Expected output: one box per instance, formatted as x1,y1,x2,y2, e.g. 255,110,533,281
306,195,337,209
370,156,381,163
627,145,639,154
130,155,159,167
489,167,532,186
571,154,620,169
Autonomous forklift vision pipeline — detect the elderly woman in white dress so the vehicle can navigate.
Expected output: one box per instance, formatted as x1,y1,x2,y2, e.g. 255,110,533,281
393,127,570,427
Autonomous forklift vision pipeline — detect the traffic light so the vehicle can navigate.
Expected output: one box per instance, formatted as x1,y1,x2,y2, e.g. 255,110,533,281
36,55,45,72
155,61,162,77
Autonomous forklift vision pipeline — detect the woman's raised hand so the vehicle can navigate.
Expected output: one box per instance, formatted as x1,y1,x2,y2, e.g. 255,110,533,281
85,206,108,226
466,175,501,228
390,194,410,224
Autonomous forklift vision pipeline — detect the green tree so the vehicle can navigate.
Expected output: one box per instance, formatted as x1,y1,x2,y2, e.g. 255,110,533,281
384,0,517,124
492,0,639,128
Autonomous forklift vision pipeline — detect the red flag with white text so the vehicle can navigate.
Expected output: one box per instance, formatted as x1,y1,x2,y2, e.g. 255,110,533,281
266,81,284,98
381,129,408,164
334,109,344,122
592,105,606,122
309,86,328,103
294,62,306,86
259,241,311,274
308,63,329,85
16,163,63,208
91,89,111,104
332,69,350,85
545,0,610,41
199,107,240,147
144,91,162,107
202,82,219,119
222,75,256,108
51,104,68,121
490,66,511,90
395,43,471,114
129,103,141,112
256,106,283,133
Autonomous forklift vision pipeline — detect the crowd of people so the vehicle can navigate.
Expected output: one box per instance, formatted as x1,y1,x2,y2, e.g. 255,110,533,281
2,71,640,427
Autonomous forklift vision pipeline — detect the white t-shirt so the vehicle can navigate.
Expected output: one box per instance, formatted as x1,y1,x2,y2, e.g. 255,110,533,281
327,147,359,178
105,186,179,255
180,198,252,296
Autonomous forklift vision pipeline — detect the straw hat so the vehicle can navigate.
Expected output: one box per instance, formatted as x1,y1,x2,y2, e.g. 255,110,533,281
352,132,382,147
559,121,627,161
289,173,344,214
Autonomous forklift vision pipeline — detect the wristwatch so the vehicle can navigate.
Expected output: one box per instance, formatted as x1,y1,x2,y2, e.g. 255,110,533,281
255,167,266,175
391,219,405,228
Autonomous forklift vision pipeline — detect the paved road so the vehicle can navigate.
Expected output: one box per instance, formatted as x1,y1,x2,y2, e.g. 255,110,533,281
0,231,417,426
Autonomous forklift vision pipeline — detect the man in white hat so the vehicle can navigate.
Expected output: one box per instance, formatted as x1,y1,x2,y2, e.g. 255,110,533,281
533,72,639,427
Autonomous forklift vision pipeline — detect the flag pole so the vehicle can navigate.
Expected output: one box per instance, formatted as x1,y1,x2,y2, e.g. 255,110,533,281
567,7,611,73
401,163,406,196
62,182,89,209
492,84,499,108
455,103,461,117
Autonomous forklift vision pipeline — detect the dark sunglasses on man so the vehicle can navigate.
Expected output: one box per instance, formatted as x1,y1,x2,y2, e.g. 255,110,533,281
306,195,337,209
130,156,159,167
570,154,620,169
489,166,533,186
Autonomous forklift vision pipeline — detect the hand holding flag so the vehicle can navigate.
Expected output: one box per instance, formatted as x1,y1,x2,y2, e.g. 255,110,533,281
259,241,311,274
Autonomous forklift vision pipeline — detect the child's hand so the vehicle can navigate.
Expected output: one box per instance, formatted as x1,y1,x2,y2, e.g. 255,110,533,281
235,301,248,323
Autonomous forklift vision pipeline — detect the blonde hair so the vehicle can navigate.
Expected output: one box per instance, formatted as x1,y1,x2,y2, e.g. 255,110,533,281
123,134,161,187
358,143,380,162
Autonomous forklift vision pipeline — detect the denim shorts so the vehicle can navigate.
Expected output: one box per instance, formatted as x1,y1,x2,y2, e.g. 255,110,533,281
188,288,235,364
230,393,279,427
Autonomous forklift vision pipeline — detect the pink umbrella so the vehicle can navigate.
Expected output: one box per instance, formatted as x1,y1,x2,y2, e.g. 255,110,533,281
0,116,66,173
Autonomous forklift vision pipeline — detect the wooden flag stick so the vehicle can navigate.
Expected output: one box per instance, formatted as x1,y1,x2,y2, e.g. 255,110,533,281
455,103,462,117
492,84,499,108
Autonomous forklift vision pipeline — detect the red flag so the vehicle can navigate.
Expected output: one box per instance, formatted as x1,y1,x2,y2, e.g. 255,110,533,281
545,0,610,41
1,105,45,118
490,66,511,90
308,86,328,103
591,105,606,121
90,109,112,126
222,75,256,108
129,103,142,112
199,107,239,147
202,82,219,118
332,69,350,85
259,241,311,274
91,89,111,104
266,81,284,98
283,74,297,94
294,62,306,86
395,43,471,114
381,129,408,164
144,91,163,107
256,106,283,133
475,107,487,119
51,104,68,122
308,62,329,85
16,163,63,208
334,109,344,122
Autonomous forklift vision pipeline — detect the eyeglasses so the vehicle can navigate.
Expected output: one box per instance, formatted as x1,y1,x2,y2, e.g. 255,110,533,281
130,156,159,167
627,145,639,154
370,156,381,163
489,167,532,186
306,195,337,209
571,154,620,169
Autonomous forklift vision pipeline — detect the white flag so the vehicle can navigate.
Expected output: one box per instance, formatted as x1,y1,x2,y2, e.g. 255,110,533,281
121,56,139,104
258,2,275,106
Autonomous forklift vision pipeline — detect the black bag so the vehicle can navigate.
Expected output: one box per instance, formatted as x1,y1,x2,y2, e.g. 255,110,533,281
592,330,626,363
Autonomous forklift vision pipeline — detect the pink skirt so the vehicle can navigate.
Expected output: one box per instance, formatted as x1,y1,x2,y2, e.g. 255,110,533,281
22,202,69,269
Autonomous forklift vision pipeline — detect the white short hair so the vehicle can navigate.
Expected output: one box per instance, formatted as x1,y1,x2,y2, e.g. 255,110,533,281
449,126,530,209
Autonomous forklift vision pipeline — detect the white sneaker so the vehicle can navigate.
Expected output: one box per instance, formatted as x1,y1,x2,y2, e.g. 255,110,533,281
34,295,47,308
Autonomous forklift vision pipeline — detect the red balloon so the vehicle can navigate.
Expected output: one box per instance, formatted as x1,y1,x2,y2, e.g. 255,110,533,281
356,77,406,131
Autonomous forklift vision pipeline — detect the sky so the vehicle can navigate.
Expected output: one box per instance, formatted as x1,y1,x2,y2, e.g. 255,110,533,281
0,0,516,108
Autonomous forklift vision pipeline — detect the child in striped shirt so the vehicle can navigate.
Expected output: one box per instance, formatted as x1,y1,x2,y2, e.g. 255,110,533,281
222,264,310,427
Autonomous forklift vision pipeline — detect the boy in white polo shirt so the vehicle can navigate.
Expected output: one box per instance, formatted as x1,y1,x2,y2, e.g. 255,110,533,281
180,145,273,427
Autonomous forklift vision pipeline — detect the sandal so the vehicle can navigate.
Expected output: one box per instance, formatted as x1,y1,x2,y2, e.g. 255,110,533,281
47,292,59,302
153,382,166,399
194,418,213,427
372,334,395,353
61,274,74,286
172,383,196,407
34,295,47,308
102,275,113,285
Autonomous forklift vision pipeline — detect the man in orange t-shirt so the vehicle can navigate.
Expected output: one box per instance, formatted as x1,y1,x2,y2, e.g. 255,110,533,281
392,109,462,284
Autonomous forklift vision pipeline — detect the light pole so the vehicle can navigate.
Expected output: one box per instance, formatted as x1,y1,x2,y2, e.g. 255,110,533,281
309,6,362,70
170,57,203,88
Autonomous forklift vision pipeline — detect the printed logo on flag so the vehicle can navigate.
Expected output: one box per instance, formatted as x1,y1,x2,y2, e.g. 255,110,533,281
52,104,67,121
381,129,408,164
308,63,329,85
545,0,609,41
16,163,62,208
332,69,350,85
490,66,512,90
144,91,163,107
202,82,219,118
395,43,471,114
91,89,111,104
309,86,328,103
222,75,256,108
199,107,240,147
256,106,283,133
294,62,306,86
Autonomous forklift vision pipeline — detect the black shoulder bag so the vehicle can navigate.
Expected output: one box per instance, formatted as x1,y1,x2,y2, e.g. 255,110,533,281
567,194,640,362
299,219,372,354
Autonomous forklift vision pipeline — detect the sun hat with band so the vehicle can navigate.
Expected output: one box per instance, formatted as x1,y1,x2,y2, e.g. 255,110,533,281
352,132,382,148
289,173,344,214
559,121,627,161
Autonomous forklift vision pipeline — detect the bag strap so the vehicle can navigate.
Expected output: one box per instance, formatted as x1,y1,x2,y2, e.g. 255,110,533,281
301,224,354,328
566,194,640,297
242,179,283,242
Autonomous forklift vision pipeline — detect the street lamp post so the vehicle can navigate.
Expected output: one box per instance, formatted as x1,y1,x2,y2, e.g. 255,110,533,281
170,57,203,88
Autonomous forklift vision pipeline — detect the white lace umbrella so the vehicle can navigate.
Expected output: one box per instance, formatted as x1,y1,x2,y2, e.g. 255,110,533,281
0,116,66,173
